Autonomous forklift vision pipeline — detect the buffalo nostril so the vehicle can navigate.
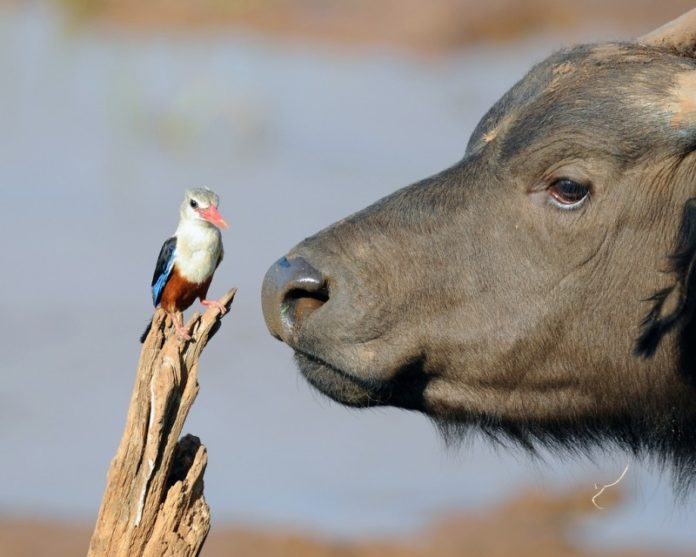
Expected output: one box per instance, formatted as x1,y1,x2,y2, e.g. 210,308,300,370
261,256,329,341
281,286,329,331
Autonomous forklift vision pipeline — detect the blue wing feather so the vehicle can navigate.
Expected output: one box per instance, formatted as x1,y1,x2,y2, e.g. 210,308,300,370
151,237,177,307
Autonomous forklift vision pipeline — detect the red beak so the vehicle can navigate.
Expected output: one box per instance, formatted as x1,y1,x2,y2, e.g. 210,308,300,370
199,206,229,229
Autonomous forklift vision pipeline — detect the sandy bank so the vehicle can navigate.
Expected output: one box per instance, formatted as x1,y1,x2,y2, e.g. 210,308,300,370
0,488,687,557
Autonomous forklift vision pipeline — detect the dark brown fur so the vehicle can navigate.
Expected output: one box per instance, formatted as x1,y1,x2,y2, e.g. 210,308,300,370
263,11,696,491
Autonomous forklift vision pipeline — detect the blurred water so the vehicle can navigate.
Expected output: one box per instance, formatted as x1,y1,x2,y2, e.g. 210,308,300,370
1,2,695,552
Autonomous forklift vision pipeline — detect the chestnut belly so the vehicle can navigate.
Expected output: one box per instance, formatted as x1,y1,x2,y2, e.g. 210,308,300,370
160,268,212,313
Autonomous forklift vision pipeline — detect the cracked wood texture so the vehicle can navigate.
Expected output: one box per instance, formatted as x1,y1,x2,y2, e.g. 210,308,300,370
88,288,237,557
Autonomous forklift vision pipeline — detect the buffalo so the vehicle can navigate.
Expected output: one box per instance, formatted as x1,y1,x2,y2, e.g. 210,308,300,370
262,10,696,489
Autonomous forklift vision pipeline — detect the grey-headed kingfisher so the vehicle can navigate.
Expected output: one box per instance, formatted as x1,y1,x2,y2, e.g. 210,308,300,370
141,188,228,342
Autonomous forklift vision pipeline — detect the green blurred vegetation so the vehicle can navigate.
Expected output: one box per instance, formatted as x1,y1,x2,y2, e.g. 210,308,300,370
57,0,288,25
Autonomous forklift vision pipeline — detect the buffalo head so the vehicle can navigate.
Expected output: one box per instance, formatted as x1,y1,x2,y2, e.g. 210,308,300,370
262,10,696,486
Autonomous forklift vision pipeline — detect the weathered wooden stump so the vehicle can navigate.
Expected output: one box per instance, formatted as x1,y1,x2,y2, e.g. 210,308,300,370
88,288,237,557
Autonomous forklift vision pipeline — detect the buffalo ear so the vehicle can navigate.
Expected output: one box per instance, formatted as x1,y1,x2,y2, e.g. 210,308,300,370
635,198,696,358
639,8,696,57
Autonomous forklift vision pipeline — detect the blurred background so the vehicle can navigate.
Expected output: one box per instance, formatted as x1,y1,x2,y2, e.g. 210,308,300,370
2,1,696,555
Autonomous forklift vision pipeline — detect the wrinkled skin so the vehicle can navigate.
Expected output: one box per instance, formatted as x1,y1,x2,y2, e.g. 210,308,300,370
262,12,696,483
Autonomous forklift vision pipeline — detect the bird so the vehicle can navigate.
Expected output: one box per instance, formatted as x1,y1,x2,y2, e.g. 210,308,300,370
140,188,228,343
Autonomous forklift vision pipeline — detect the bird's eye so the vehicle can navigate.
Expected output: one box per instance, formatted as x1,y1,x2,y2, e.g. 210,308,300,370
548,178,591,210
190,199,199,209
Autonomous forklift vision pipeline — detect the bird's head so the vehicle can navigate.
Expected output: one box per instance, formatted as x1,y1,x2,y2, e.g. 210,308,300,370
180,188,228,230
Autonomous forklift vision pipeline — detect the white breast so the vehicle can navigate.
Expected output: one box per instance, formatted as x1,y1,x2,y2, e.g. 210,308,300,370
174,220,222,284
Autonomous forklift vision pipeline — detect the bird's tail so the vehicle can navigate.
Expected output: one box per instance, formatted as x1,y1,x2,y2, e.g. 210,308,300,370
140,318,153,343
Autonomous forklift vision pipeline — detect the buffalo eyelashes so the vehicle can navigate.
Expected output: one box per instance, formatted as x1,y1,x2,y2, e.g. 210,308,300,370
547,178,591,210
635,198,696,358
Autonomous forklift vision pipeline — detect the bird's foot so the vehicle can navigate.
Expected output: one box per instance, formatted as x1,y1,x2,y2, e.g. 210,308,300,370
201,299,227,314
172,314,192,341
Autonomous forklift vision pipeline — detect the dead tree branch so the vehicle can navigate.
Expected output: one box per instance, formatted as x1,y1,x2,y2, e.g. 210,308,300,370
88,288,237,557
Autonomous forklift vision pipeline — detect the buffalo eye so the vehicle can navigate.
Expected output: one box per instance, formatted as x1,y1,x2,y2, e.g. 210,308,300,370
547,178,590,210
190,199,199,209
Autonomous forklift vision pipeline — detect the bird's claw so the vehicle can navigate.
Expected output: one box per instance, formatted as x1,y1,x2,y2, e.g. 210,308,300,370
175,330,192,341
201,299,227,315
172,314,192,341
